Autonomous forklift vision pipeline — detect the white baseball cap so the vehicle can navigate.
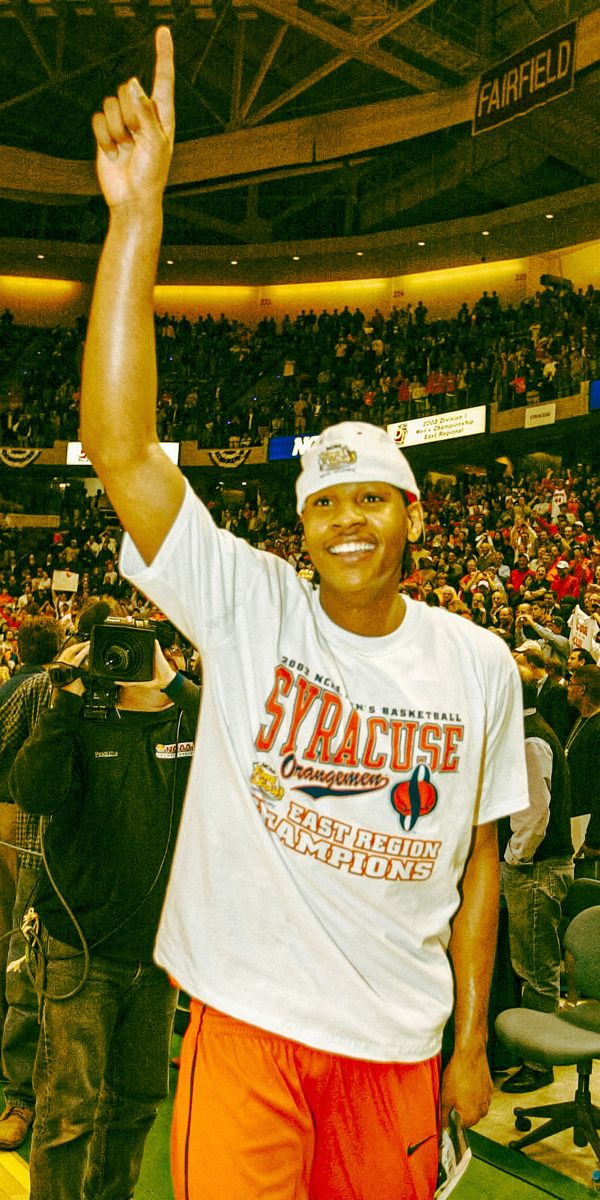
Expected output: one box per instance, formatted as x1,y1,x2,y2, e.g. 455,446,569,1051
295,422,420,515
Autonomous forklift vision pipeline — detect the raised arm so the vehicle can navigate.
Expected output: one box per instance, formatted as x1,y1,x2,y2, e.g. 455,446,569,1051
81,26,185,565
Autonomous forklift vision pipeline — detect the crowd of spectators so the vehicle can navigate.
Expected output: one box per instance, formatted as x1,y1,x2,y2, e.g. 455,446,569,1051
1,448,599,682
1,279,600,448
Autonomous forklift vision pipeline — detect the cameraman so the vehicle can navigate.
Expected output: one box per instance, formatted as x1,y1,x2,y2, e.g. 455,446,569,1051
8,627,200,1200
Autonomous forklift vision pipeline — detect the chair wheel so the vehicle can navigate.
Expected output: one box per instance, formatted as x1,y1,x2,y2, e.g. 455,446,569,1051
514,1111,532,1132
509,1140,524,1150
574,1127,587,1147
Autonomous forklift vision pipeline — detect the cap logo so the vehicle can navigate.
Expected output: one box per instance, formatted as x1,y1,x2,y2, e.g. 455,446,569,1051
319,443,357,475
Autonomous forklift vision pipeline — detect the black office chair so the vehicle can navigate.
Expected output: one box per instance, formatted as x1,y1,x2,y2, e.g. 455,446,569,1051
495,903,600,1164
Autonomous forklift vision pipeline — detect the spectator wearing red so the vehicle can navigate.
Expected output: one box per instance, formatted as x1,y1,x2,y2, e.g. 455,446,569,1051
551,560,581,603
570,545,592,593
510,553,534,595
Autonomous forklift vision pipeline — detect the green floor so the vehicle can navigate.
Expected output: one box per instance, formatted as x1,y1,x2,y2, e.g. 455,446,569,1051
9,1060,599,1200
134,1102,599,1200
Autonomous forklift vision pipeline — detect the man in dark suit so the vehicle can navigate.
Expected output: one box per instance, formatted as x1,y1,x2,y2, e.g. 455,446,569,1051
514,645,571,745
566,665,600,868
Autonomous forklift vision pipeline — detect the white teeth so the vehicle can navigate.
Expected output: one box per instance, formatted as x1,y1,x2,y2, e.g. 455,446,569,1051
329,542,374,555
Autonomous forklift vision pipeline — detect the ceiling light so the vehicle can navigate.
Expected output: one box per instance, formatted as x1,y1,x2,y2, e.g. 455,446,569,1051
37,253,45,260
545,213,554,220
292,255,300,261
482,230,490,237
356,250,364,256
230,259,238,265
417,241,425,247
166,259,174,266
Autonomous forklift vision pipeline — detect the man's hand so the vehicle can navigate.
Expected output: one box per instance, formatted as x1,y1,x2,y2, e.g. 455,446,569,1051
441,1044,493,1129
579,843,600,858
152,639,177,691
51,642,90,697
92,26,175,211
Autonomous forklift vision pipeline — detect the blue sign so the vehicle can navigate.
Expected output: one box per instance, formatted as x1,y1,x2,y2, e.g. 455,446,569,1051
589,380,600,411
268,434,319,462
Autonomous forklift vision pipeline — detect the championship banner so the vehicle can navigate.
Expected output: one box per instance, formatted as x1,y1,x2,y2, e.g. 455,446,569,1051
180,445,267,468
387,405,487,449
473,21,576,135
0,448,41,468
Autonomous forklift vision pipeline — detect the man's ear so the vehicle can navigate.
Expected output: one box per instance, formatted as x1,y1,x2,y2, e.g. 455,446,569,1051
406,501,424,544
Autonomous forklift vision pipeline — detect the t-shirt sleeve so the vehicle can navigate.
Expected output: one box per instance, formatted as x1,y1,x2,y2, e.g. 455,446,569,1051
120,479,265,652
474,646,529,826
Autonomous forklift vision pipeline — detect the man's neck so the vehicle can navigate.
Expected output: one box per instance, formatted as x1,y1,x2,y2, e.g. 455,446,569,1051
117,686,173,712
320,588,407,637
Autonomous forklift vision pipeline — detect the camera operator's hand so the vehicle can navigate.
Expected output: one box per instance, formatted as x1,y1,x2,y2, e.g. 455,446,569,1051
52,642,90,697
153,640,177,691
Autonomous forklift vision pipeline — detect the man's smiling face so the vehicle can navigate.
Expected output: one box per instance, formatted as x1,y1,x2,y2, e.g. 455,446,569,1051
301,480,422,625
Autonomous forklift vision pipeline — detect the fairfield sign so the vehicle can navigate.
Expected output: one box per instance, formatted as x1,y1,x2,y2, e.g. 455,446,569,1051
473,21,576,135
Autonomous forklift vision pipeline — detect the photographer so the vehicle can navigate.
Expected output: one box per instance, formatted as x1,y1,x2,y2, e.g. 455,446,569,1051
8,624,200,1200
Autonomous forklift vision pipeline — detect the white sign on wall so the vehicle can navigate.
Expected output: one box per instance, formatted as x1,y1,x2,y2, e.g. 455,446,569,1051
387,405,487,448
524,402,556,429
66,442,180,466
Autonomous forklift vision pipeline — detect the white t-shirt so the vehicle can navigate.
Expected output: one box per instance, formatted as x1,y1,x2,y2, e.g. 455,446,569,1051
121,482,528,1063
568,605,600,661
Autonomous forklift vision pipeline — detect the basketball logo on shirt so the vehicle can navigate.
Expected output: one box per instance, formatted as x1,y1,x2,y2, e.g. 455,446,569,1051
390,765,438,832
251,761,285,803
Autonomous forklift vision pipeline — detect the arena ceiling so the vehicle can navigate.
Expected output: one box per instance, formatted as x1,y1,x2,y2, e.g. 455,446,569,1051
1,0,600,283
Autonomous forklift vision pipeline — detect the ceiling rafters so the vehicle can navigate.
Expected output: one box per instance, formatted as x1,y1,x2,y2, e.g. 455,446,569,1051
0,0,598,274
238,23,287,121
191,0,230,85
164,194,272,241
249,0,442,90
243,0,440,127
245,51,349,126
229,11,246,124
14,0,56,79
0,24,157,115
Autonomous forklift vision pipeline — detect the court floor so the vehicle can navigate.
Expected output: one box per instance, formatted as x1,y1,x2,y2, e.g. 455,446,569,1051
0,1061,597,1198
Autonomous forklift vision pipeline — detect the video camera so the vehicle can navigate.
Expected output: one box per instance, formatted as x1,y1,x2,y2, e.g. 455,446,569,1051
89,617,156,682
48,618,158,720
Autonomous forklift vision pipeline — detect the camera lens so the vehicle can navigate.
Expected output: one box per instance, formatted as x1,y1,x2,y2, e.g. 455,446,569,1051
101,638,145,676
103,644,131,673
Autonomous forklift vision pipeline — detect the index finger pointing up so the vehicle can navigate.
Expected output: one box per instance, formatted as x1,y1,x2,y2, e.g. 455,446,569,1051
151,25,175,141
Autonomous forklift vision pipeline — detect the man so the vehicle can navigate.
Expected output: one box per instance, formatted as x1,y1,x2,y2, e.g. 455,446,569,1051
519,610,569,666
551,559,580,604
512,644,571,745
9,629,200,1200
0,616,62,1066
0,599,123,1152
0,615,62,705
0,671,51,1150
509,553,534,597
567,646,596,676
499,661,573,1093
565,665,600,866
80,30,528,1200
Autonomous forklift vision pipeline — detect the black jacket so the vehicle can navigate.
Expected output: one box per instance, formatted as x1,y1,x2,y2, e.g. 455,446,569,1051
9,673,200,961
566,710,600,850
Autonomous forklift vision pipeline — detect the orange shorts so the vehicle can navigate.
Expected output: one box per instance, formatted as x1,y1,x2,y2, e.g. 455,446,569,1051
171,1001,440,1200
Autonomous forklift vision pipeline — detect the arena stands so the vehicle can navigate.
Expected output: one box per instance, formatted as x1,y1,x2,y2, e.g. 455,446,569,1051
1,280,599,449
